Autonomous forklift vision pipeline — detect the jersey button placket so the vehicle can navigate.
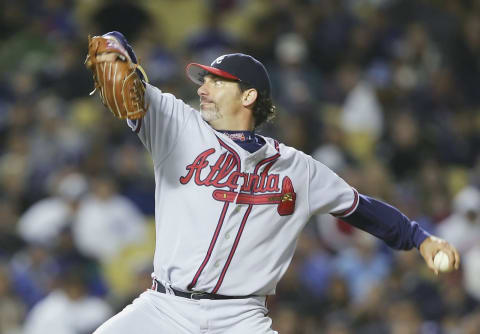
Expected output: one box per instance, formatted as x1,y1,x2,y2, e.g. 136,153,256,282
208,180,240,287
244,156,254,171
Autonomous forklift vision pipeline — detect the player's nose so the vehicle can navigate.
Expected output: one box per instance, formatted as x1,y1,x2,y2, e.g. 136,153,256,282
197,83,208,97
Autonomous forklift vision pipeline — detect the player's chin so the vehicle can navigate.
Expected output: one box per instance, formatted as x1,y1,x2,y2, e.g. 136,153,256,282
200,107,221,122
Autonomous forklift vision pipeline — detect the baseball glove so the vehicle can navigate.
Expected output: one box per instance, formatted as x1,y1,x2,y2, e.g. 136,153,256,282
85,34,148,120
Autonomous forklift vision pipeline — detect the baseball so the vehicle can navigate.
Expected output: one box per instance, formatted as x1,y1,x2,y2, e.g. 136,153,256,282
433,251,451,272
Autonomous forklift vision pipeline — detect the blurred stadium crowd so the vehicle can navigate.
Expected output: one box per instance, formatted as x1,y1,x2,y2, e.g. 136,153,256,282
1,0,480,333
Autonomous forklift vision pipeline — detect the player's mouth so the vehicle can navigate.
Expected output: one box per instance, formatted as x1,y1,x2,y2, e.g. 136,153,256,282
200,101,215,109
200,98,213,104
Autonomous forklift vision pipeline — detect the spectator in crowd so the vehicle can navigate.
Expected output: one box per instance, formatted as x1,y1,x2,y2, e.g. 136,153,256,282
463,243,480,302
22,264,113,334
0,262,24,334
17,171,88,247
333,231,391,304
72,175,147,263
9,243,60,310
0,198,24,258
436,185,480,255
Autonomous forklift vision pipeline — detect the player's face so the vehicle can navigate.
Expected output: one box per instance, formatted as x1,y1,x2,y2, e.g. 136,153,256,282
197,74,244,128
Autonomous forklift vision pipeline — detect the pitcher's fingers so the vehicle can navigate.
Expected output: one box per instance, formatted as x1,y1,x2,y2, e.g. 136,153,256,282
424,251,438,275
442,246,460,271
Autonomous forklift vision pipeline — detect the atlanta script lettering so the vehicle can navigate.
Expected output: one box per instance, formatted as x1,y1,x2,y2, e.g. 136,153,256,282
179,149,280,193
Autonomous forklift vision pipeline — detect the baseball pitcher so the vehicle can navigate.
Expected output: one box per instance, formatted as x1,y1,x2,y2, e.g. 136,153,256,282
85,32,460,334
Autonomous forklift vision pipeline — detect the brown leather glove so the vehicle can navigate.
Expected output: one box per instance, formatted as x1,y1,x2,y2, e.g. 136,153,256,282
85,35,148,119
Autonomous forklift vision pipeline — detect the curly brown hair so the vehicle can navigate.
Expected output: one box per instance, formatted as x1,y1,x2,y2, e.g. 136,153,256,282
238,82,276,128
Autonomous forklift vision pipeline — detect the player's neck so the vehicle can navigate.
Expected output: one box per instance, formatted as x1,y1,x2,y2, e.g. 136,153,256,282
209,114,254,132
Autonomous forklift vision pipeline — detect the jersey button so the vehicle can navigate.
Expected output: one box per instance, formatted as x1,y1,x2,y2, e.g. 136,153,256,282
214,261,221,268
225,232,230,239
233,207,240,213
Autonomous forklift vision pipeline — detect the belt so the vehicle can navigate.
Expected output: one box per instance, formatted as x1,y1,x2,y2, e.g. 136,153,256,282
152,280,253,300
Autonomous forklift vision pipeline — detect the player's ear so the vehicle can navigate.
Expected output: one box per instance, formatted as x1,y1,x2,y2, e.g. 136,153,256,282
241,88,258,108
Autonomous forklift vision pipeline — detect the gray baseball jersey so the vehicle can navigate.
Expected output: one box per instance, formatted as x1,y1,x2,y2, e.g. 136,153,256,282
127,84,358,296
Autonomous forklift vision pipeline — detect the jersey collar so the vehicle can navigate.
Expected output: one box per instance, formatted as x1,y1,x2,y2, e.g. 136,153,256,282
218,130,255,142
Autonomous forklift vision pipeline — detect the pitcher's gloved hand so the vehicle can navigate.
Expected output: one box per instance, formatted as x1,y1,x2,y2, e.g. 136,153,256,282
85,33,148,119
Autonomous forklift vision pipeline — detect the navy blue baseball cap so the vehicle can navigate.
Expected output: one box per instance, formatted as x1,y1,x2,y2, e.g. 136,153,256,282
186,53,271,96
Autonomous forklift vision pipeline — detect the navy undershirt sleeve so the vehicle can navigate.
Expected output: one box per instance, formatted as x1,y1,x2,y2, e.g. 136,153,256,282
341,194,431,250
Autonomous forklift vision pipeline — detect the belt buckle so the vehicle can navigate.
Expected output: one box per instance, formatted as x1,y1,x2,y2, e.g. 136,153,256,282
190,291,207,300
